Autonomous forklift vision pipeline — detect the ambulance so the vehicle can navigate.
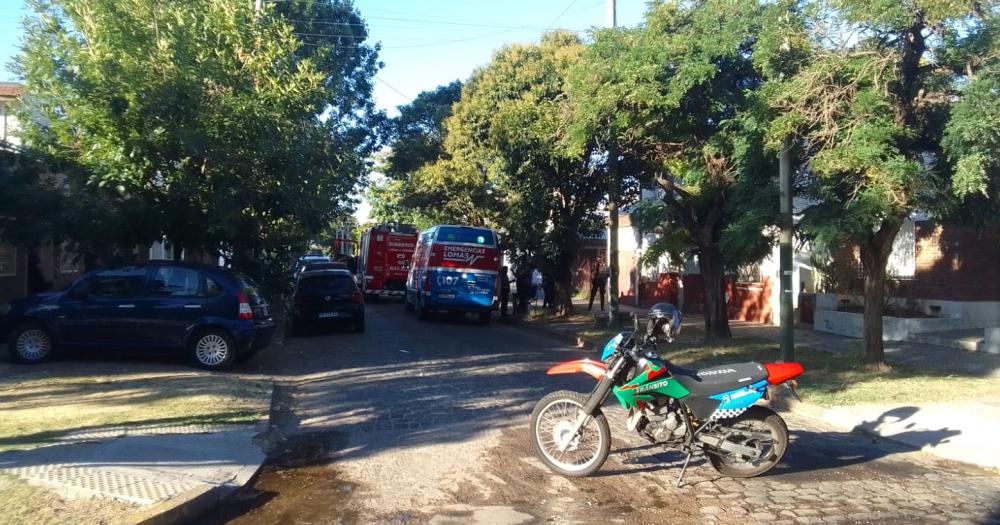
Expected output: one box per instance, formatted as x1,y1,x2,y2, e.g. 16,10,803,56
404,225,500,323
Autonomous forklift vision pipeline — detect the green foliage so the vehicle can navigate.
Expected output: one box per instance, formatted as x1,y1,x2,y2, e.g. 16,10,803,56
15,0,379,293
444,33,605,289
0,147,63,247
368,81,465,228
942,65,1000,227
768,0,998,363
567,0,782,334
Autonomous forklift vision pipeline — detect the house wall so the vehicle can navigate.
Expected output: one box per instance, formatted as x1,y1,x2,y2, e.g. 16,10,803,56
894,223,1000,302
0,98,21,147
0,247,27,303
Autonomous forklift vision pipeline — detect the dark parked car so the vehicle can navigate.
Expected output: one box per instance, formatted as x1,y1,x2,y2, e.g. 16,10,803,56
291,254,331,279
289,269,365,333
0,262,274,369
301,261,349,273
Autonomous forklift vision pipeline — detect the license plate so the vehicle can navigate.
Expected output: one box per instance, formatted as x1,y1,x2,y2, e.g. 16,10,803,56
438,292,456,299
318,312,341,318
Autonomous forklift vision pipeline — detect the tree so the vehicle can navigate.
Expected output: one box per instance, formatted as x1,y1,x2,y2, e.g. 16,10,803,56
769,0,1000,367
368,81,463,227
16,0,379,292
428,33,605,314
567,0,784,337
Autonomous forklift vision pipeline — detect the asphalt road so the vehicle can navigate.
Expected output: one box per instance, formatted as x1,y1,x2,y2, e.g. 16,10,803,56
209,301,1000,525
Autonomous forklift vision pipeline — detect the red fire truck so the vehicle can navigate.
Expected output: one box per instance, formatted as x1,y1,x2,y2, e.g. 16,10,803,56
358,223,418,298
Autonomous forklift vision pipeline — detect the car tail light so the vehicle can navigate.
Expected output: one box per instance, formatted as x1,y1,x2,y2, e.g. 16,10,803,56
238,292,254,320
351,290,363,303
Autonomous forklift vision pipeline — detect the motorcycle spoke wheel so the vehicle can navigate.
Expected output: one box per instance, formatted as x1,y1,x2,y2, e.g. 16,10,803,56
530,391,610,477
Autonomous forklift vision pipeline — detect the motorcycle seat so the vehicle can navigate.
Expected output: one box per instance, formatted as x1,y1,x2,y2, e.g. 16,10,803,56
667,362,768,397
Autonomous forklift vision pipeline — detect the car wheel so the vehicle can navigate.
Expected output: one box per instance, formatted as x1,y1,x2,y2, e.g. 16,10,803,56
190,329,236,370
355,316,366,333
8,323,54,364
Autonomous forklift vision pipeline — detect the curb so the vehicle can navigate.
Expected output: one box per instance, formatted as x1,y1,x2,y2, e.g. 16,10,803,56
125,382,277,525
508,318,600,352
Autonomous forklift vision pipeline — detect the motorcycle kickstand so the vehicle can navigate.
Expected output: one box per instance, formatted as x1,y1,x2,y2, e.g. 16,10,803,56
675,449,694,488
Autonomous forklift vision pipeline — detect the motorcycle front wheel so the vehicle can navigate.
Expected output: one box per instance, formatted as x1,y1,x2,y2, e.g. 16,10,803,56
706,405,788,478
530,390,611,477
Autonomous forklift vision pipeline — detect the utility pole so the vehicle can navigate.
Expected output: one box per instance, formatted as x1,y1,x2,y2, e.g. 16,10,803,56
606,0,620,327
255,0,263,13
779,136,794,362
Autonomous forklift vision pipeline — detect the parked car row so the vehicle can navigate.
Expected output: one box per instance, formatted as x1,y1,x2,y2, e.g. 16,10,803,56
0,262,274,370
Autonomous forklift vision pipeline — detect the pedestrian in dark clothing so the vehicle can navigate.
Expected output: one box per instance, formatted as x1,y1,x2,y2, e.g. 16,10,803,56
515,271,533,314
588,264,606,311
543,275,555,309
499,266,511,317
27,249,52,295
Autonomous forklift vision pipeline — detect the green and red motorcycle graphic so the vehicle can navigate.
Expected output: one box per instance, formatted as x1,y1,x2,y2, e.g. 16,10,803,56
530,303,803,485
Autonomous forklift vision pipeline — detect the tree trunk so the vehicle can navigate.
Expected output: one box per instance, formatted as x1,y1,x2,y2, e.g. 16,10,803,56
859,220,902,369
553,231,579,316
698,247,731,338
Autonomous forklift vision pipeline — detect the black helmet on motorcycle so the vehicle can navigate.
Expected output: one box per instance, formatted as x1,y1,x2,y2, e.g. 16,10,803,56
647,303,682,340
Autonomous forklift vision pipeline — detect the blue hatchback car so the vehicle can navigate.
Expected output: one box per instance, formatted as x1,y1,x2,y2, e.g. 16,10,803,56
0,262,274,369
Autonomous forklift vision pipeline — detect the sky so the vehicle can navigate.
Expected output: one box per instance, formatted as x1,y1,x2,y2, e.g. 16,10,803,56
0,0,650,221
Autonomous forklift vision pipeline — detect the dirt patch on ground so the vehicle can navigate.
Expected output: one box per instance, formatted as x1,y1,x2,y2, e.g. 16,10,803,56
435,427,730,525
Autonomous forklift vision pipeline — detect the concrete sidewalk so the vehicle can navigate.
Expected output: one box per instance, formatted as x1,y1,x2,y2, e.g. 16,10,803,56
521,301,1000,470
0,424,266,524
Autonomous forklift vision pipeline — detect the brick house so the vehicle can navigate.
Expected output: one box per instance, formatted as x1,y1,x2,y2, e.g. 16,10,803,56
815,218,1000,335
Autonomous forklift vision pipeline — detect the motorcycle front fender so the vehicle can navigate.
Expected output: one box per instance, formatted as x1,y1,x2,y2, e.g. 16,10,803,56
547,359,608,381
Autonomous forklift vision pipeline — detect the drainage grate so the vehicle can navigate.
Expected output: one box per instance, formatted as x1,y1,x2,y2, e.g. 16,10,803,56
4,464,205,505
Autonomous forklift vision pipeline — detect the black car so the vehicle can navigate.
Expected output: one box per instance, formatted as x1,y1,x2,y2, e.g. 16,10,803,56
289,269,365,333
0,262,274,369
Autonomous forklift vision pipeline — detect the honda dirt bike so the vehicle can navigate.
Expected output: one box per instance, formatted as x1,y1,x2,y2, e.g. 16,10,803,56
530,303,803,485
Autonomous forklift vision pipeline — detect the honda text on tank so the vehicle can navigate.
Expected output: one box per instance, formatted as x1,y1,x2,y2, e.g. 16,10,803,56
359,223,418,299
404,225,500,324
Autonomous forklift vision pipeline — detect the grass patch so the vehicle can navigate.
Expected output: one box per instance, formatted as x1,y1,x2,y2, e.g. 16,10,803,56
0,373,269,452
0,473,136,525
579,329,621,346
662,336,1000,407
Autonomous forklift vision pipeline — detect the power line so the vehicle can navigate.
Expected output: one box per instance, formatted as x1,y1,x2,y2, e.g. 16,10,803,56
374,75,410,100
545,0,582,32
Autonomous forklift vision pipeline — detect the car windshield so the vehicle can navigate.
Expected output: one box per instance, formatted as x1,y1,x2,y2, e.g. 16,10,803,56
299,274,355,294
436,227,495,246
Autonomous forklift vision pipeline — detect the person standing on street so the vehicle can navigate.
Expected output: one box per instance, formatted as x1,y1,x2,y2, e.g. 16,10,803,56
588,263,606,311
499,265,511,317
543,273,555,309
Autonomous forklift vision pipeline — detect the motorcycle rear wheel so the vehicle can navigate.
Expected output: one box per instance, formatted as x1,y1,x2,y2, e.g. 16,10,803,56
530,390,610,477
705,405,788,478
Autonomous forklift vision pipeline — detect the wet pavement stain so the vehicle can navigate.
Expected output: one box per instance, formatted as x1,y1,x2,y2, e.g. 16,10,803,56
197,432,360,525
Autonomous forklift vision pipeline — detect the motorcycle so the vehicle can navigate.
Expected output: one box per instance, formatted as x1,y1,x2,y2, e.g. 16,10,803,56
529,303,803,486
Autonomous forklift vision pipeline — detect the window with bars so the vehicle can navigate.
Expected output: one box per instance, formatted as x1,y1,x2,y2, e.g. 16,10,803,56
732,264,763,284
856,220,917,280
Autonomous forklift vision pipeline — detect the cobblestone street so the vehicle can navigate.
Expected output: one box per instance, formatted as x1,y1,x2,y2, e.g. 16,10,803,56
215,302,1000,524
